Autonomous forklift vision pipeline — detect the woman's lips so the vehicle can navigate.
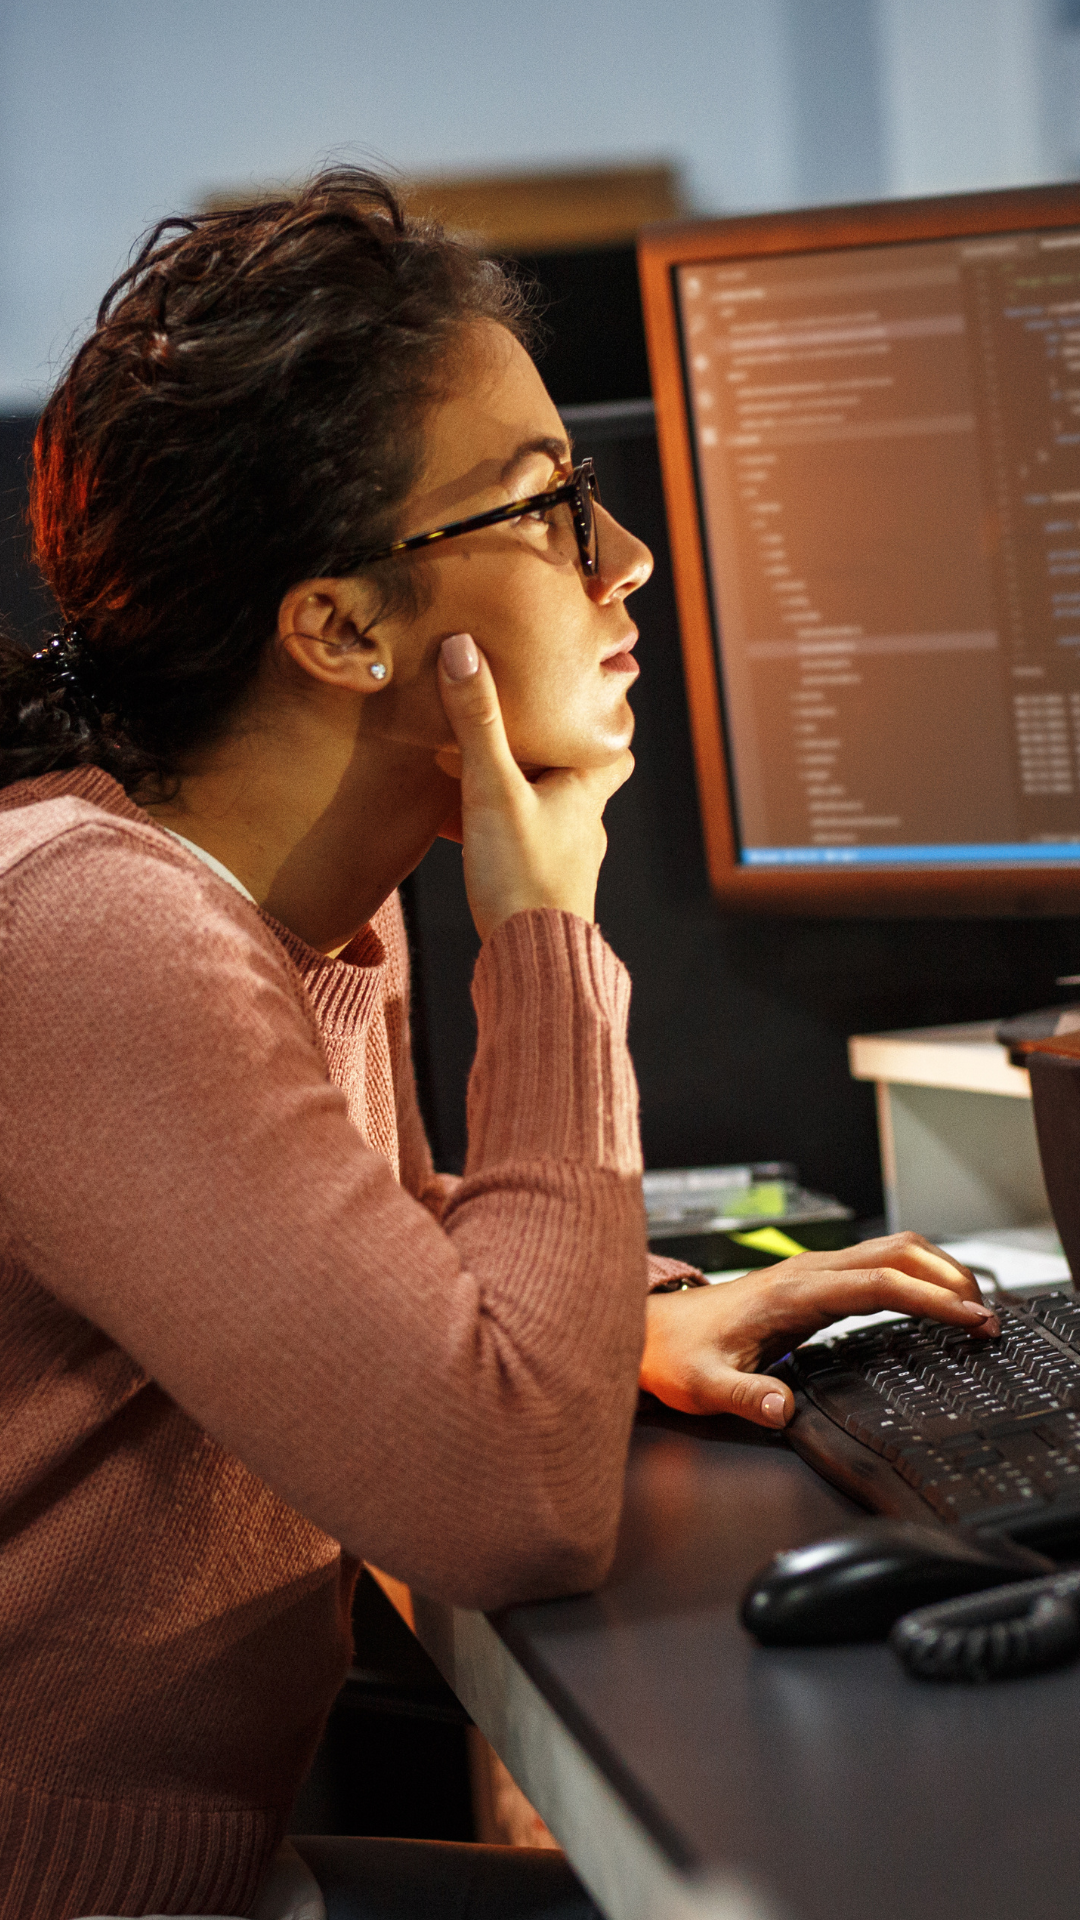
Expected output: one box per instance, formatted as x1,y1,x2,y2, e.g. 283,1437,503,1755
601,632,639,676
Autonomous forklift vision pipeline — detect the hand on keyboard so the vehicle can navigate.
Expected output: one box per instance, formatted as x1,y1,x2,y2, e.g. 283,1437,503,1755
640,1232,1000,1428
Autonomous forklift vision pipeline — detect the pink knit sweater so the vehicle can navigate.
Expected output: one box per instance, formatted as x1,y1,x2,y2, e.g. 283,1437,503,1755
0,767,661,1919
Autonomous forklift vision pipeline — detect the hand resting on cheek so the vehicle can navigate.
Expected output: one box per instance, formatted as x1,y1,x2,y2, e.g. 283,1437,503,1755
435,631,633,940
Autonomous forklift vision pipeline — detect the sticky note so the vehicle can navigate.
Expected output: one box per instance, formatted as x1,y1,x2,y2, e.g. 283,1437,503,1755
732,1182,787,1218
730,1226,808,1260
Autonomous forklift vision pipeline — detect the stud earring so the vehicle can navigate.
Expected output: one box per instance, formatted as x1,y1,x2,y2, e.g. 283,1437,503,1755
369,662,388,681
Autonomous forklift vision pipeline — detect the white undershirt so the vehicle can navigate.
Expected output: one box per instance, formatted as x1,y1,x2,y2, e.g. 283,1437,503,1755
159,826,258,906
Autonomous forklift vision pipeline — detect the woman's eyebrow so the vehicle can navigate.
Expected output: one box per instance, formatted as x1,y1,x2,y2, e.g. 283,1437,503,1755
500,435,573,488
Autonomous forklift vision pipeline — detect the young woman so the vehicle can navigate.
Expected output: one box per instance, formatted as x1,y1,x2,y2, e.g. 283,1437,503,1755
0,171,998,1920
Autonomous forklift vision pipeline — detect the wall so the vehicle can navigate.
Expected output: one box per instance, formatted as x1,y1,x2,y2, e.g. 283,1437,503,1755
2,0,1077,408
879,0,1056,195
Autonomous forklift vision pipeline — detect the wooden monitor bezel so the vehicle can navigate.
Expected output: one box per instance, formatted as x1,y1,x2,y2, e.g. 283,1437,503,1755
637,184,1080,917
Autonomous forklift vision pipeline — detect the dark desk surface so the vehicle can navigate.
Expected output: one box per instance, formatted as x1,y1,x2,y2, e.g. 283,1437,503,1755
493,1404,1080,1920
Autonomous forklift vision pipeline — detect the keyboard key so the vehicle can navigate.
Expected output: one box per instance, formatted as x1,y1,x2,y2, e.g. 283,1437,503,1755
948,1445,1002,1471
845,1415,913,1459
1046,1482,1080,1512
895,1444,949,1489
981,1413,1052,1439
913,1412,977,1443
1035,1412,1080,1446
923,1484,1036,1522
995,1433,1053,1475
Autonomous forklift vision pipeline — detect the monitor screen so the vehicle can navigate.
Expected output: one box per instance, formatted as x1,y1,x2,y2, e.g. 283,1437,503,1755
638,186,1080,914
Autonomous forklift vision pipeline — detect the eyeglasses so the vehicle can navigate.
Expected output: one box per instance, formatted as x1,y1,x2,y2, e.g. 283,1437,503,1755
361,457,601,577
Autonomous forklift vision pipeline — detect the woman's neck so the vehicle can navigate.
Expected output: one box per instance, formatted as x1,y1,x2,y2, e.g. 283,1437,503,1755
144,707,458,955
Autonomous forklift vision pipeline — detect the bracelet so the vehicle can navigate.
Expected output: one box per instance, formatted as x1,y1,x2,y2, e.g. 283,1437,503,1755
649,1274,708,1293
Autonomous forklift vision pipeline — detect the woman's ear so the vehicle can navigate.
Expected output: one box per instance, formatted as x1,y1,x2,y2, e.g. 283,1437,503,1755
277,578,392,690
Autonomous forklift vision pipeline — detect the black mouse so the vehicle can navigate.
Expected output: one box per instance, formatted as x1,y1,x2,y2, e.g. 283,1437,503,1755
740,1521,1050,1646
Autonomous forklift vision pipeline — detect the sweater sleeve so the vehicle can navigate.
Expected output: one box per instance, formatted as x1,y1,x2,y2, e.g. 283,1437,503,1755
647,1253,707,1290
0,823,648,1611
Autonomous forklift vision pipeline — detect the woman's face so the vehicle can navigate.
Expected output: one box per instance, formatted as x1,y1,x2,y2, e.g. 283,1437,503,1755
365,321,653,771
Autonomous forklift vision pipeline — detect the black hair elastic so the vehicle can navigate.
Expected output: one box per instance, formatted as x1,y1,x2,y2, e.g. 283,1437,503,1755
30,628,105,717
32,626,88,684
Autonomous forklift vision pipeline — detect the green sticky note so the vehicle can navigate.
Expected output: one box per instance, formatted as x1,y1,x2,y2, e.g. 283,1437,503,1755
730,1226,808,1260
733,1182,787,1218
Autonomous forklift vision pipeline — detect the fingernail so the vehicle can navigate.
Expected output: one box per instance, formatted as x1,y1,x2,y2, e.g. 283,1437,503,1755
959,1299,995,1322
762,1392,788,1427
441,633,478,680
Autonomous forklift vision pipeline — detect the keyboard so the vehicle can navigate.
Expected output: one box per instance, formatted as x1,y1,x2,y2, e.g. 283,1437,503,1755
782,1291,1080,1549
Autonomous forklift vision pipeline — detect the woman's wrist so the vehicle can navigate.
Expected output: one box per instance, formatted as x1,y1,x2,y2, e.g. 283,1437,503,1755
466,909,641,1177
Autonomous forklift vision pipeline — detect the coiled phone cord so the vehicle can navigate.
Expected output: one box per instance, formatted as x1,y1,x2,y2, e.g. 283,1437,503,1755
891,1569,1080,1682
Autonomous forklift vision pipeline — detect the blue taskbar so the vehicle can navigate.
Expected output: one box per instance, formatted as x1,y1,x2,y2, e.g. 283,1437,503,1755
743,843,1080,867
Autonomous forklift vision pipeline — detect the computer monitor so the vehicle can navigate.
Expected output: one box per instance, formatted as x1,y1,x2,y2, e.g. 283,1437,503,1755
638,184,1080,915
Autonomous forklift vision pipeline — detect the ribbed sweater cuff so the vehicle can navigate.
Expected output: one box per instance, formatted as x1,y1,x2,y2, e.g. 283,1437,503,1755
467,910,641,1175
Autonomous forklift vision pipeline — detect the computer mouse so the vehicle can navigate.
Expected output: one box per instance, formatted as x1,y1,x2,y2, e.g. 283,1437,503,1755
740,1521,1047,1646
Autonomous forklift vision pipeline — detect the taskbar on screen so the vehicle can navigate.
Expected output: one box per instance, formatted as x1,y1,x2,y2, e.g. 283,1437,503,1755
743,843,1080,868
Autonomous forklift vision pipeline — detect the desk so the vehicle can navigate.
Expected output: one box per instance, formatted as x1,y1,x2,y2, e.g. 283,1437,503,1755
400,1406,1080,1920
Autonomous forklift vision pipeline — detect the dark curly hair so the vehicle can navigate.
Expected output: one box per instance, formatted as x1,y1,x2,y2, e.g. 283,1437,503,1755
0,167,531,793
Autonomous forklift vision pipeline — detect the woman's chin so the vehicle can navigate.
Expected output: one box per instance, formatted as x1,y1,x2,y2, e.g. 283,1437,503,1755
503,699,635,772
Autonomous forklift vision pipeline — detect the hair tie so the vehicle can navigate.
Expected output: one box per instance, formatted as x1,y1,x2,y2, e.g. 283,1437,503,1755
30,627,104,713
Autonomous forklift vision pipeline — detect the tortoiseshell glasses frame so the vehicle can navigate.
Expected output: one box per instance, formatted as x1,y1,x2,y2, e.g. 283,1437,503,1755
361,457,601,577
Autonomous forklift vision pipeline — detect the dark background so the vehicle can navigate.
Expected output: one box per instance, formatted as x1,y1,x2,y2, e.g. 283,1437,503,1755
7,244,1080,1224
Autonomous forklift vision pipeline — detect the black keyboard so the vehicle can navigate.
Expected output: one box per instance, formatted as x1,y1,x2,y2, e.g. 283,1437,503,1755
783,1290,1080,1549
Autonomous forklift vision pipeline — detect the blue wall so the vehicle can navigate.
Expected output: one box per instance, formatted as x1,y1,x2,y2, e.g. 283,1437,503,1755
1,0,1075,408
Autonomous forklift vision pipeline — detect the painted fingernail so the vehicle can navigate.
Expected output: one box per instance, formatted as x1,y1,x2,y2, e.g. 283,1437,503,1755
441,632,478,680
762,1392,788,1427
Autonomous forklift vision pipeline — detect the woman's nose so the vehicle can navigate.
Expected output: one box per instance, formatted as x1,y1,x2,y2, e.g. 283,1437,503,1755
590,504,653,603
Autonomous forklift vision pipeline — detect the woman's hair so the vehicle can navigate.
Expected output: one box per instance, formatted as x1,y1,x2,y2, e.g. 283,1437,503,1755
0,167,531,793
